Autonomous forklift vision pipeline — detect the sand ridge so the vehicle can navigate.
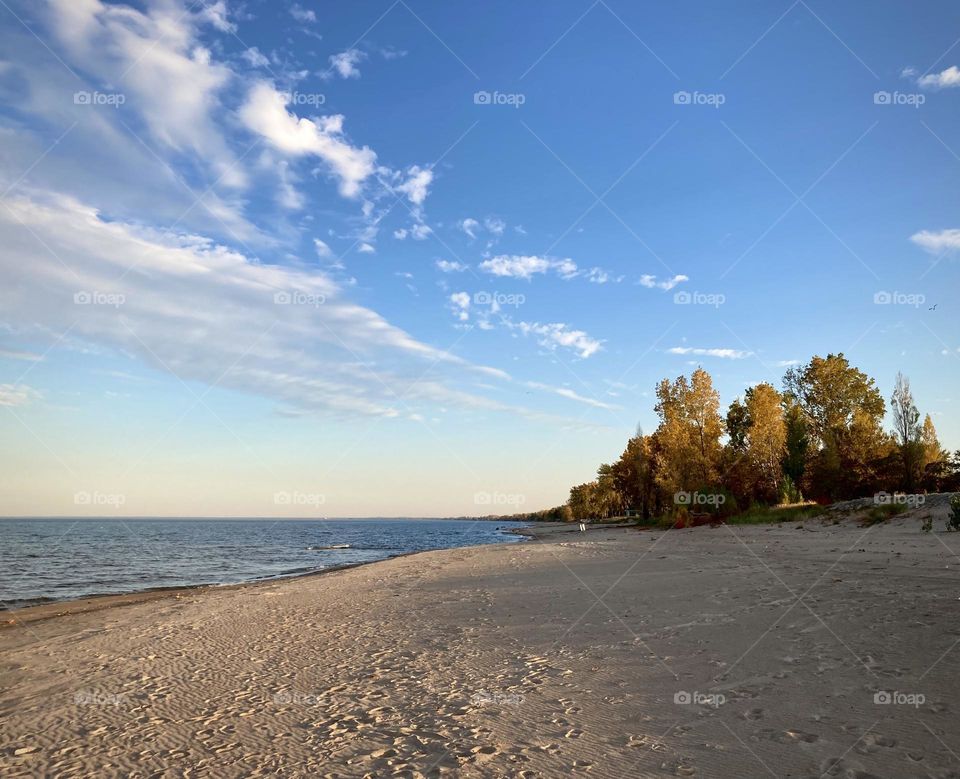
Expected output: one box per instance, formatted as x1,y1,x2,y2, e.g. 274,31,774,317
1,516,959,777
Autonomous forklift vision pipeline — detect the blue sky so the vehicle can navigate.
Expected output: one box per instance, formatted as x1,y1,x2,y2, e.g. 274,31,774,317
0,0,958,517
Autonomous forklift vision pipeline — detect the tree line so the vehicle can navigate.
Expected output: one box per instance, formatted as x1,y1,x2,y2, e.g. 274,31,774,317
562,354,957,522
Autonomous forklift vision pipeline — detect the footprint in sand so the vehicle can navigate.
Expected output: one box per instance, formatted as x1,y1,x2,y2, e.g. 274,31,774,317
854,733,896,754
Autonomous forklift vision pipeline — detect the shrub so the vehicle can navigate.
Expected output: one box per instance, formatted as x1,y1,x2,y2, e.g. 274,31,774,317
779,476,803,505
949,495,960,532
863,503,907,526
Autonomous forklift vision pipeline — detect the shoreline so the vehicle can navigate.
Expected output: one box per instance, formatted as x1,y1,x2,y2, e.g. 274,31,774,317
4,514,958,776
2,524,543,627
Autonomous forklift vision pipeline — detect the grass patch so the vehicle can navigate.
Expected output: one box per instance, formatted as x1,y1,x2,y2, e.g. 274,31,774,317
724,503,823,525
861,502,908,526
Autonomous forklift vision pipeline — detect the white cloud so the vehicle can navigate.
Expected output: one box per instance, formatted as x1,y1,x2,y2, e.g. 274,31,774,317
410,223,432,240
328,48,366,79
200,1,235,32
0,349,43,362
585,268,610,284
459,218,481,239
313,238,332,257
275,159,303,210
449,292,471,321
514,322,602,358
395,165,433,206
638,274,689,290
916,65,960,89
526,381,617,410
239,81,377,198
0,193,519,419
667,347,752,359
484,217,506,236
242,47,271,68
0,384,39,407
480,255,550,279
553,258,579,280
775,359,799,367
436,259,467,272
910,228,960,254
358,242,376,254
479,255,581,281
45,0,246,189
290,4,317,23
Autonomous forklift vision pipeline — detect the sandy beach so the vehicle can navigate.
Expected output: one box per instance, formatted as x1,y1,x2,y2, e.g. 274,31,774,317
2,515,960,778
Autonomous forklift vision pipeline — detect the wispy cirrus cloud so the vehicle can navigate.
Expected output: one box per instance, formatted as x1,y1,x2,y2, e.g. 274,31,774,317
0,384,39,407
668,347,752,359
526,381,617,410
0,193,523,420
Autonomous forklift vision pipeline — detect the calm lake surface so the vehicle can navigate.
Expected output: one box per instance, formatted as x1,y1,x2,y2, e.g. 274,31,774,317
0,518,528,609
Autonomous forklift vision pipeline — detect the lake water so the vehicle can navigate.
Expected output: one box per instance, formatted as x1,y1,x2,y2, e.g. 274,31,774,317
0,518,528,609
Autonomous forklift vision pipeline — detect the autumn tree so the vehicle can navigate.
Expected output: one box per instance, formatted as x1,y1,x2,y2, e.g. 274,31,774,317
919,414,947,489
783,354,887,500
744,383,787,502
654,368,724,500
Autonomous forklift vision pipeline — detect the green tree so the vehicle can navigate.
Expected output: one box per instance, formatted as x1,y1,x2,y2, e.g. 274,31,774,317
781,395,809,496
890,372,923,491
783,354,886,500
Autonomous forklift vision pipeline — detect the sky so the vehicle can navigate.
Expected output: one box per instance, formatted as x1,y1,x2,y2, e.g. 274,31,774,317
0,0,958,517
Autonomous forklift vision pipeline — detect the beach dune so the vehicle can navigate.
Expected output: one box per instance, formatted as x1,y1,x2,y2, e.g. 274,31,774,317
2,518,959,777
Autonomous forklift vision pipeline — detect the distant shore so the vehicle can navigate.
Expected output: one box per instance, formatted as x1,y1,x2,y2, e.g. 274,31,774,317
2,509,958,777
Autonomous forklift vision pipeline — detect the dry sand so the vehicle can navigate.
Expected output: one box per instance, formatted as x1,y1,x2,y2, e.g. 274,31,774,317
2,511,960,778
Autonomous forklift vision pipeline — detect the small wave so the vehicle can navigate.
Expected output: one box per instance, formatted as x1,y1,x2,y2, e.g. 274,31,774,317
306,544,351,550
